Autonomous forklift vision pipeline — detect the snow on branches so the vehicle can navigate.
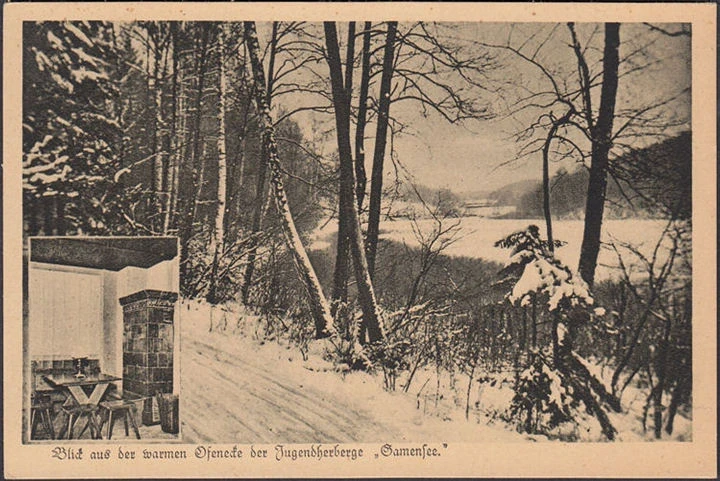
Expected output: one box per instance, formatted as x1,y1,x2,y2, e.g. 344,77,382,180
495,225,600,315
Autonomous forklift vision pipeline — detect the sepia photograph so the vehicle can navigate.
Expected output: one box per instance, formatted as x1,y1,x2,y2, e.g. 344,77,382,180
25,237,180,443
3,2,716,478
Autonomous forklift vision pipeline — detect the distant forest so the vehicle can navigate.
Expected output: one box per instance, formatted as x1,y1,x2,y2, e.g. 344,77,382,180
486,132,691,220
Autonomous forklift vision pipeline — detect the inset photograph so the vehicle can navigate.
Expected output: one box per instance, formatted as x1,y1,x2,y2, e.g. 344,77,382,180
25,237,180,443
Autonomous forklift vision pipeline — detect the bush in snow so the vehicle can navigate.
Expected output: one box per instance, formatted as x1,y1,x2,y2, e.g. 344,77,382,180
508,350,578,436
365,337,413,391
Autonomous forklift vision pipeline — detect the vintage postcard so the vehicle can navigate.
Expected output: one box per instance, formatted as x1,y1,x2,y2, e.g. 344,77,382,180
3,2,717,478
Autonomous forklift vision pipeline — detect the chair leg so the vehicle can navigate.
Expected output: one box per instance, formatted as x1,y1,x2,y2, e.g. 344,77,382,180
66,414,76,440
123,412,129,437
31,409,37,435
31,409,39,439
107,412,116,440
48,409,56,440
42,409,55,440
89,413,101,439
127,410,141,440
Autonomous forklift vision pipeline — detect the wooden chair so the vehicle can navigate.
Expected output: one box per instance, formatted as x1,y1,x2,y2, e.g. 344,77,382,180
98,399,141,440
61,403,102,440
30,393,55,440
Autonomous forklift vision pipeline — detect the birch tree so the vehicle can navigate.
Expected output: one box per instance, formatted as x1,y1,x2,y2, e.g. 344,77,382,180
361,22,495,278
241,22,277,304
208,24,229,304
330,22,354,309
244,21,335,338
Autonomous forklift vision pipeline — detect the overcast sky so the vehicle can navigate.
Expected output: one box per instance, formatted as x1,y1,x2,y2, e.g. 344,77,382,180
268,22,691,196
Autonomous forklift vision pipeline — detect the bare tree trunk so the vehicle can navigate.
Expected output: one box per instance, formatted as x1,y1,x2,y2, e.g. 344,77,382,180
208,24,228,305
654,314,672,438
541,112,571,255
366,21,398,277
325,22,385,343
244,21,334,338
178,23,210,284
665,374,688,435
355,21,372,211
168,26,184,233
331,22,356,310
542,136,554,255
152,45,166,231
465,363,475,420
579,23,620,287
163,22,179,234
242,22,278,304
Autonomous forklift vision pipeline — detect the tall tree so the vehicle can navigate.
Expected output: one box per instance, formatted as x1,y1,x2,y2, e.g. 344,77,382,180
145,22,172,231
354,22,372,211
177,23,211,283
331,22,356,308
365,21,398,277
244,20,335,338
578,23,621,287
242,22,278,304
163,22,182,234
208,23,229,304
324,22,386,343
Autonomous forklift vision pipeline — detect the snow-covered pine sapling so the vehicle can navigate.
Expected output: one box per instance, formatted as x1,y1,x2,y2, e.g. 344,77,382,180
496,225,617,440
508,350,577,436
495,225,601,365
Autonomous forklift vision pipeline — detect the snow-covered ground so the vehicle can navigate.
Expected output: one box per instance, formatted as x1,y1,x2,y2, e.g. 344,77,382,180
178,300,690,443
311,217,671,281
179,300,527,443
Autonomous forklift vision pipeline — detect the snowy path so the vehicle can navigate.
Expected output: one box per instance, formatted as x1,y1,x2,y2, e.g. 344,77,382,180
178,303,526,444
180,337,402,443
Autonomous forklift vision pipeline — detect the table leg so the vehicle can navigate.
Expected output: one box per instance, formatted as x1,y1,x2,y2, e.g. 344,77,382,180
88,383,111,406
66,386,90,405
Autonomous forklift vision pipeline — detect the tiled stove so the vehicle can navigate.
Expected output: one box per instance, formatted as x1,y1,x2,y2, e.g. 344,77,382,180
120,290,177,425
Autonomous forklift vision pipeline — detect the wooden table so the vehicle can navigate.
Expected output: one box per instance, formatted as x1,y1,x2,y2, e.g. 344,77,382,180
43,373,121,406
43,373,122,439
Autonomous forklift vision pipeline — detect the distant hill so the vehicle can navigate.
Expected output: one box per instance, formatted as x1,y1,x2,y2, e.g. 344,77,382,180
394,132,690,221
491,132,691,220
486,179,539,206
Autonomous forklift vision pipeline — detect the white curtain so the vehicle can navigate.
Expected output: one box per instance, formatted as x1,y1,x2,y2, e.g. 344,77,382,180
29,265,103,360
